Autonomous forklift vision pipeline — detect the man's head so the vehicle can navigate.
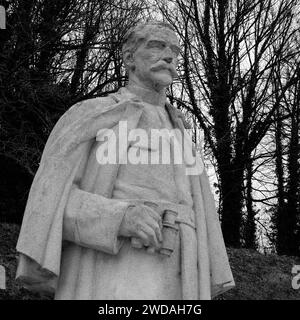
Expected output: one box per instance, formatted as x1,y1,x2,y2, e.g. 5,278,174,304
122,21,180,92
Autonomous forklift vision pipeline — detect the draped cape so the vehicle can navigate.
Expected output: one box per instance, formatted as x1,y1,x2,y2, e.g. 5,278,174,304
16,88,235,299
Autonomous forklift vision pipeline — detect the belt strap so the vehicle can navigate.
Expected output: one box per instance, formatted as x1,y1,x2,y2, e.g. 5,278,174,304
160,202,196,230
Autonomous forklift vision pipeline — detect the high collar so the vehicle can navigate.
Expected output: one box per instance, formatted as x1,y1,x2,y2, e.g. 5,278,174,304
125,83,166,107
110,86,191,130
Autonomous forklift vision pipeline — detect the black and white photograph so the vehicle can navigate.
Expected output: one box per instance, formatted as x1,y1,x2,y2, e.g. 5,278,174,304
0,0,299,308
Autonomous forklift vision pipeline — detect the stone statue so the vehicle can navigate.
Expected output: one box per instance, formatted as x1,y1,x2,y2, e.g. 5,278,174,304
16,21,234,300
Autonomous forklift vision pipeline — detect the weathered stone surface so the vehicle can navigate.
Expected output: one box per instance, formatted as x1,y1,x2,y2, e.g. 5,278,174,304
15,21,234,300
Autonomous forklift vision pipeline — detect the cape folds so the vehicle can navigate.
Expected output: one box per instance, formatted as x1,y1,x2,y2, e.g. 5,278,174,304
16,88,235,298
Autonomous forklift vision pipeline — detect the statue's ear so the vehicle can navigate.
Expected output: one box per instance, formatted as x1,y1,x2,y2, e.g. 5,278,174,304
123,51,135,71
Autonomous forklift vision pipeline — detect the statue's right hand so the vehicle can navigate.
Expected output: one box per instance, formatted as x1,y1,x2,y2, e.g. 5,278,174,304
118,204,163,249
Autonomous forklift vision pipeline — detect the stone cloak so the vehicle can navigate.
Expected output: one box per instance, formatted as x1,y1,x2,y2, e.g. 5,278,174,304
16,89,235,299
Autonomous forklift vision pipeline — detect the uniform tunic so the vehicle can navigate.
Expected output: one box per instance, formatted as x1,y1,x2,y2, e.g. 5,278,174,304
55,86,194,300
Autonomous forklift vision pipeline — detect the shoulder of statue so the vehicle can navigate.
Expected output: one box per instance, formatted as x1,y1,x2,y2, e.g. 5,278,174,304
66,95,117,117
165,101,191,129
58,92,126,128
56,87,144,132
47,95,119,146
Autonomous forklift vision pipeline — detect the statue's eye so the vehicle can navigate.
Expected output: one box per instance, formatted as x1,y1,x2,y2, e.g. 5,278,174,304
147,40,166,50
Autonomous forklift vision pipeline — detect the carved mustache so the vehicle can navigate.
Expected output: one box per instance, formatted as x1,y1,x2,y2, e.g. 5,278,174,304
150,62,178,78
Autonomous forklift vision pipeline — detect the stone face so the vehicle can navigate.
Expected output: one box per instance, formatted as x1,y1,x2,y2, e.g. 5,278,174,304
16,21,235,300
124,28,179,91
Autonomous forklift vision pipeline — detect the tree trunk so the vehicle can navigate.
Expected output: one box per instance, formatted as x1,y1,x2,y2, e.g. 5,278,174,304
220,163,244,247
276,76,300,256
282,82,299,255
274,106,286,254
244,159,257,249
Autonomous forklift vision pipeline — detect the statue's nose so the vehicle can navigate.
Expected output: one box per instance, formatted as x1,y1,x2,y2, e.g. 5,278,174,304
162,46,174,64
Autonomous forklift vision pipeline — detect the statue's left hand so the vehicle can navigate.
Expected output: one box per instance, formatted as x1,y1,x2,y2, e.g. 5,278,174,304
118,204,163,250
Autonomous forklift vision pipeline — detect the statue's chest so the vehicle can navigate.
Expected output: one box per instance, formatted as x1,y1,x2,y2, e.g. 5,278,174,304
137,102,173,130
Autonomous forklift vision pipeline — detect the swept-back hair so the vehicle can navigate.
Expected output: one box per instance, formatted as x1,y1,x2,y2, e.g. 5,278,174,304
122,20,175,56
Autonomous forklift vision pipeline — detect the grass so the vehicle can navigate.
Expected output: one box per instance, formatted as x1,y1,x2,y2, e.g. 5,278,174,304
0,222,299,300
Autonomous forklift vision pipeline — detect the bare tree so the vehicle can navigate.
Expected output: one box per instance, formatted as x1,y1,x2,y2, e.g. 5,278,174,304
273,65,300,256
0,0,148,176
157,0,300,247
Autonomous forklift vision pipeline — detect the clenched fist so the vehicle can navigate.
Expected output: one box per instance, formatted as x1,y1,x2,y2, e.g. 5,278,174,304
119,204,163,249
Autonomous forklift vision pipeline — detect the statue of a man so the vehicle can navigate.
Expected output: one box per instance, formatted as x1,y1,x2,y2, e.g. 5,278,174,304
16,21,234,300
